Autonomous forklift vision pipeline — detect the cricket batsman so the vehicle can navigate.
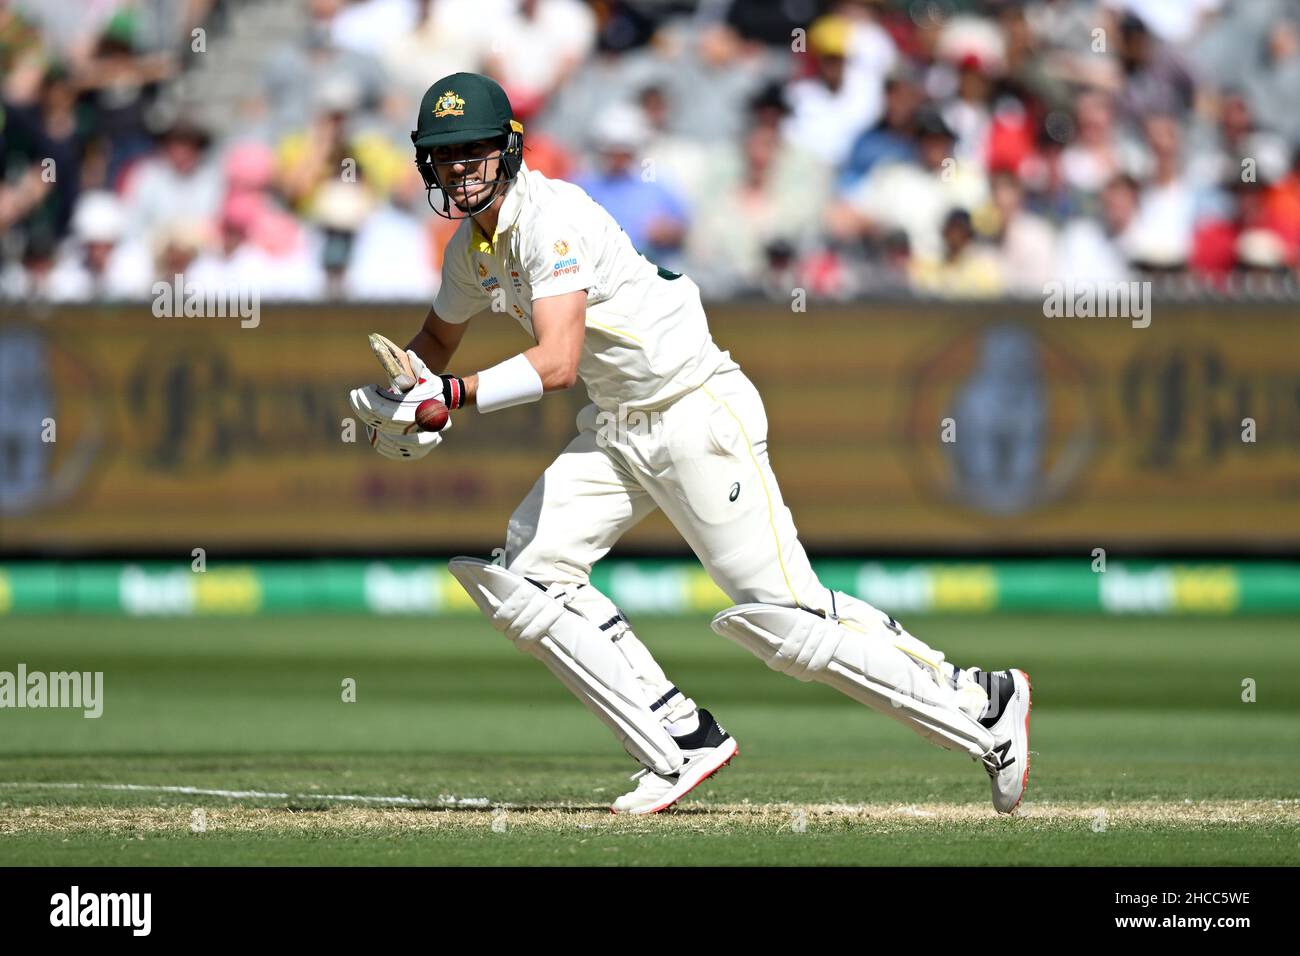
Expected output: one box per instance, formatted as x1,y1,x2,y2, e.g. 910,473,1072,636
349,73,1032,815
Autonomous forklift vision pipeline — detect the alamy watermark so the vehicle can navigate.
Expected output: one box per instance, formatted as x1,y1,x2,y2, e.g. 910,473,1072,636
0,663,103,718
1042,280,1151,329
50,886,150,936
151,272,260,328
595,406,662,447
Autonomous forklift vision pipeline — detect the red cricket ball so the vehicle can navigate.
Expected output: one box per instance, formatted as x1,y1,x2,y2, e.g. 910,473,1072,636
415,398,450,432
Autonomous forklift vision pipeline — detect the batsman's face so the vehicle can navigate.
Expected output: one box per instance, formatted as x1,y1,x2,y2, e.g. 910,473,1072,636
432,139,504,208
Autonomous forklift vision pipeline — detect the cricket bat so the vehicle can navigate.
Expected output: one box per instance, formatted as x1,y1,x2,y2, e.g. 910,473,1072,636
367,332,418,391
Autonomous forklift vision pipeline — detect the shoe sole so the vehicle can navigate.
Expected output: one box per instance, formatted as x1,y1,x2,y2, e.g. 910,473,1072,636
1003,669,1032,814
616,737,740,816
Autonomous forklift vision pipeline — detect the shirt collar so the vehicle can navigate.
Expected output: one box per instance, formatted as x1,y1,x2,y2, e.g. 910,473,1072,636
472,160,528,254
494,159,529,237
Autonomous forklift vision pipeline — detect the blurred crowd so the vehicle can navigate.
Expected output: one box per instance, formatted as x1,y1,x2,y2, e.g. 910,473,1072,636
2,0,1299,303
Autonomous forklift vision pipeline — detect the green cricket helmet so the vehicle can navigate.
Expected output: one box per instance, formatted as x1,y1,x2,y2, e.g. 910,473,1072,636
410,72,524,219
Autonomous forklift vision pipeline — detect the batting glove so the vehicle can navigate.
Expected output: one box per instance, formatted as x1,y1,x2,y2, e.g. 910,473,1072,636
366,424,444,461
402,348,468,411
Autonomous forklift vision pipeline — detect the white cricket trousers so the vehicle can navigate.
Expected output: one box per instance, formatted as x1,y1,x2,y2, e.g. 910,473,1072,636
503,366,975,729
506,366,828,608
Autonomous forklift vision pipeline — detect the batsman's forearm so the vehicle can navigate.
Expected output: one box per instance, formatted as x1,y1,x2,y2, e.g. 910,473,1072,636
405,328,456,374
522,344,578,391
452,351,560,410
448,351,570,410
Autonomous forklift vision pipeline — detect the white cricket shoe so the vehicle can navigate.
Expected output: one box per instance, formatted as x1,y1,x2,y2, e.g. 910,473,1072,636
611,709,738,815
981,669,1032,814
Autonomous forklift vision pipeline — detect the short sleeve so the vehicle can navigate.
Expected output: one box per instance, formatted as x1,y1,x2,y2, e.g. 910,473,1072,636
526,222,596,300
433,229,489,323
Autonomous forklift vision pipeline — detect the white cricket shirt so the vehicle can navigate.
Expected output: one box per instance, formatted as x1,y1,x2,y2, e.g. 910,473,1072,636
433,162,735,411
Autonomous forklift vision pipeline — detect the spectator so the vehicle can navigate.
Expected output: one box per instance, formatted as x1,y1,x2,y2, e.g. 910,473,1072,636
829,107,989,261
261,0,387,138
1248,17,1300,145
1,64,84,241
985,170,1057,292
312,177,437,300
330,0,419,58
1264,147,1300,261
188,193,322,299
838,65,922,191
783,15,888,170
484,0,597,121
997,1,1072,114
1059,89,1125,199
833,0,900,107
983,93,1041,181
224,141,310,260
1,0,1296,302
150,218,210,285
1,231,59,300
1125,113,1197,269
1235,228,1290,280
909,207,1003,297
1187,90,1291,196
119,115,222,245
515,130,575,181
73,11,178,187
943,53,997,165
1114,12,1195,132
661,22,790,143
383,0,511,111
573,104,689,267
1020,121,1077,224
275,74,409,212
0,146,53,252
635,84,715,206
685,121,829,297
312,179,376,299
1191,164,1298,282
1104,0,1226,47
45,190,152,300
1056,173,1143,282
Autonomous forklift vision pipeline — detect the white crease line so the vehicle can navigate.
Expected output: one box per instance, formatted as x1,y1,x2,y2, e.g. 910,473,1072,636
0,781,490,807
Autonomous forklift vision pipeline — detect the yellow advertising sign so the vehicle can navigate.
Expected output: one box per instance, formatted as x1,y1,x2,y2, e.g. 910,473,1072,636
1,302,1296,552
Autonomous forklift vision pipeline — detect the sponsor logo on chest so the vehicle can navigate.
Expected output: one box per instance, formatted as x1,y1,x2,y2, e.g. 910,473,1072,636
551,239,580,278
477,260,500,293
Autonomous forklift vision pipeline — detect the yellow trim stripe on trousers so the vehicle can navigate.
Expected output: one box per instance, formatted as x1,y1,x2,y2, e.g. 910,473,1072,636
701,384,802,609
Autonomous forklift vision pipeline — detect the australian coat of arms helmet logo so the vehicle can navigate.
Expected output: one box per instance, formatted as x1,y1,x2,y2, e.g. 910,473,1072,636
434,91,465,117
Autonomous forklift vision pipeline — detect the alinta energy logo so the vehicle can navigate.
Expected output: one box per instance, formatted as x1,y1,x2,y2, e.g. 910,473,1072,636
0,664,103,718
905,321,1097,517
0,325,105,518
50,886,151,936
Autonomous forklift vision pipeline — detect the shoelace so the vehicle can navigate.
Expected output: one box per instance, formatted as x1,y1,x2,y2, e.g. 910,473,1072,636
628,758,689,785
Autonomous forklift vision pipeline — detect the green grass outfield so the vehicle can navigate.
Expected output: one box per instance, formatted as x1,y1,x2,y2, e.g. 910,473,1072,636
1,614,1297,865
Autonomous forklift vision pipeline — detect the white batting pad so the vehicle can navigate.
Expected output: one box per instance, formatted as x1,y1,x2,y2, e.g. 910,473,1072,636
448,557,683,775
711,604,995,760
